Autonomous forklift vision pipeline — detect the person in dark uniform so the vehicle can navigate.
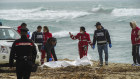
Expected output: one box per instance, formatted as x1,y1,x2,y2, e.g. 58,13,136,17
92,22,112,66
45,37,57,62
9,28,37,79
31,26,43,51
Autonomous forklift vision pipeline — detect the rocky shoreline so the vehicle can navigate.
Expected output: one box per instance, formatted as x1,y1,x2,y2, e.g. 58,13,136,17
0,60,140,79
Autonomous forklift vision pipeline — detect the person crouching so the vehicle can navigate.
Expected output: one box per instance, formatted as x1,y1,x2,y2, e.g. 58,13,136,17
45,37,57,62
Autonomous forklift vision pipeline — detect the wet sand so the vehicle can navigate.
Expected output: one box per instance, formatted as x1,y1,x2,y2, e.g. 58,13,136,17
0,60,140,79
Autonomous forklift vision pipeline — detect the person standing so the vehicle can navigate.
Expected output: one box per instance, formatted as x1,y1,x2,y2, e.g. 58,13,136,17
31,26,43,51
92,22,112,66
69,26,92,59
9,28,37,79
130,21,140,66
45,37,57,62
17,23,30,38
41,26,52,64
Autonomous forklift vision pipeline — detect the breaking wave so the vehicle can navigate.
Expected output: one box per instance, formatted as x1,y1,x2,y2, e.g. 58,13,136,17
52,30,93,38
0,7,91,20
111,8,140,16
91,5,140,16
91,5,113,13
0,6,140,21
52,31,78,38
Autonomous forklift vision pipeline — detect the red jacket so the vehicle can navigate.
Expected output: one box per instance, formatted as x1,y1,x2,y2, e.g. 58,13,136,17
43,32,52,45
17,26,30,38
131,26,140,45
70,32,92,46
17,26,22,34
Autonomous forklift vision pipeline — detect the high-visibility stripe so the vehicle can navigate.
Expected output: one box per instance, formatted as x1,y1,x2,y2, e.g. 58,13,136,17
97,41,107,43
36,43,43,45
87,41,91,42
79,40,87,41
16,42,33,46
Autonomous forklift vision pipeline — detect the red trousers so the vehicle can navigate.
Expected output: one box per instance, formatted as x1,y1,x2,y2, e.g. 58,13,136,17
78,42,88,59
41,50,53,64
41,50,46,64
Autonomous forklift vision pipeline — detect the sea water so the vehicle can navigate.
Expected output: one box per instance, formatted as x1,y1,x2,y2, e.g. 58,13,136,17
0,0,140,63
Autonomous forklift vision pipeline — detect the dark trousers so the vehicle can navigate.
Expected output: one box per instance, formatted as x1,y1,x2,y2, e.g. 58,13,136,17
132,45,140,64
47,48,57,62
16,61,32,79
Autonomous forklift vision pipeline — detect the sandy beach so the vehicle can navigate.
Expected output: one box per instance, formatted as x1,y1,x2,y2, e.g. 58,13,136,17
0,60,140,79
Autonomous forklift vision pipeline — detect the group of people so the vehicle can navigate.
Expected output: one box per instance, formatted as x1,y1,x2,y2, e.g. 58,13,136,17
13,22,113,67
70,21,140,67
16,23,58,64
9,23,57,79
2,21,139,79
69,22,112,66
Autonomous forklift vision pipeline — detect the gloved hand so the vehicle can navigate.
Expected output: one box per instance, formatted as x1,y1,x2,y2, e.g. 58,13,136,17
49,58,53,61
92,45,95,49
109,44,112,48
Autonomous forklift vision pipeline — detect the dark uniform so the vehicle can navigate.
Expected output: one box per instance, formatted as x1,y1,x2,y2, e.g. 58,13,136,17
93,27,111,45
9,28,37,79
31,31,43,51
45,37,57,62
93,22,112,65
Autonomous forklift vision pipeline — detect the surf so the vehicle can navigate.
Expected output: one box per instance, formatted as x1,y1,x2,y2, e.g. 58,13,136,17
0,7,91,20
111,8,140,16
91,5,113,14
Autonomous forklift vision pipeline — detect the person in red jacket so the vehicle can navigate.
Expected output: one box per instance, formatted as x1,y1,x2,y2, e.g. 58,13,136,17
130,21,140,66
17,23,27,34
69,26,92,59
17,23,30,38
41,26,52,64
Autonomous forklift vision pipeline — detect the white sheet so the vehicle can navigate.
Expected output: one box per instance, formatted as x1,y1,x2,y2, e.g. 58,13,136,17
41,56,93,68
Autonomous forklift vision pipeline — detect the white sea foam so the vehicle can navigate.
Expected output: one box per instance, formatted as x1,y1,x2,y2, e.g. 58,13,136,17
0,7,91,20
111,8,140,16
52,30,93,38
91,6,140,17
53,31,78,38
91,5,113,13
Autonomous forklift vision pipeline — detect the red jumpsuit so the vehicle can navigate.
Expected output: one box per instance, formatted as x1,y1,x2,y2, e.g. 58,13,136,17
41,32,52,64
70,32,92,59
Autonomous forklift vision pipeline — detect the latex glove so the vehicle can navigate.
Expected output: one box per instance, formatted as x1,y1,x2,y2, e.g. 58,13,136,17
92,45,95,49
49,58,53,61
109,44,112,48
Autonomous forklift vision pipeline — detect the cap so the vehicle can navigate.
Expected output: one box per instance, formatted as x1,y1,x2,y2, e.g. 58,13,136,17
95,22,101,26
80,26,86,32
20,28,29,32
